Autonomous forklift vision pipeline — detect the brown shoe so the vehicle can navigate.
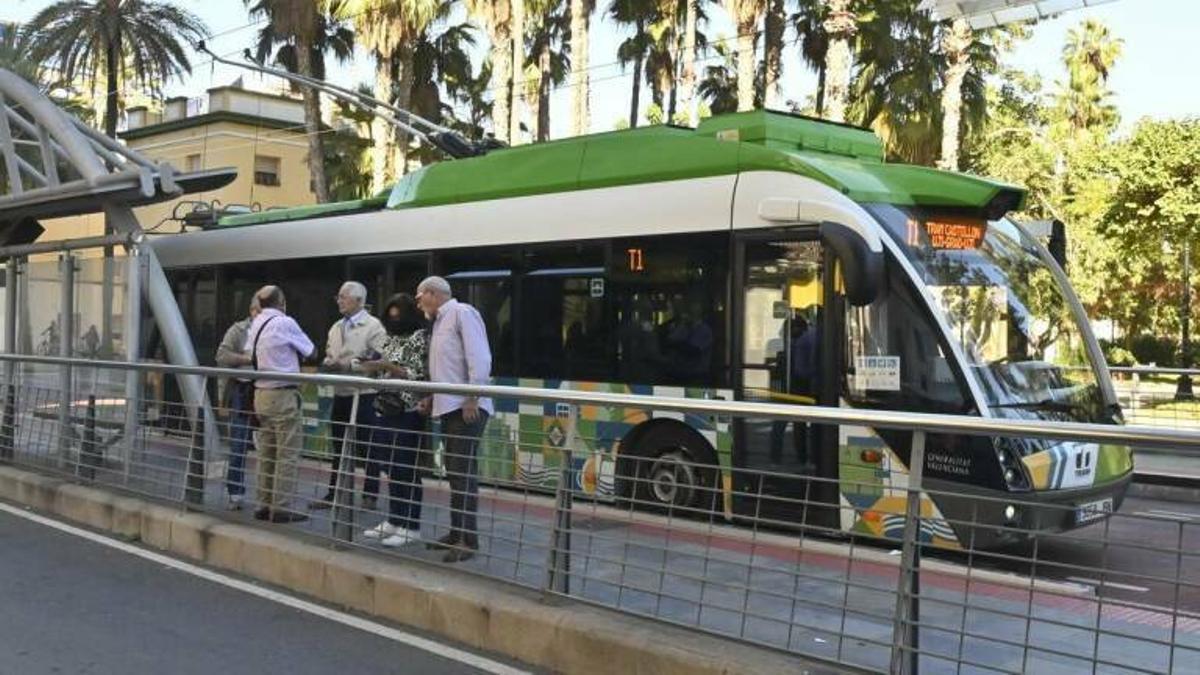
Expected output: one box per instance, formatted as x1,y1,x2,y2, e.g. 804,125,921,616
443,546,476,563
271,510,310,524
426,533,458,551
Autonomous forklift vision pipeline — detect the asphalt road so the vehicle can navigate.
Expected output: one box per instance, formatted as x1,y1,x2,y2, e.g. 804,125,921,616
979,492,1200,612
0,507,529,675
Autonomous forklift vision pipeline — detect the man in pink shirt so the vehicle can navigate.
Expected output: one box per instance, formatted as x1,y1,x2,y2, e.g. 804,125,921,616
243,285,316,523
416,276,493,562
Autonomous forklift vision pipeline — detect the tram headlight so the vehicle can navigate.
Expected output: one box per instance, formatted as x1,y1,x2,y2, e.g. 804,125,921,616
994,441,1031,491
1003,504,1019,523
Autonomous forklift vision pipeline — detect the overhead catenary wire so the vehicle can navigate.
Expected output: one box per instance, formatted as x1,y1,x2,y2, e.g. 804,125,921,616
196,40,501,159
181,28,814,163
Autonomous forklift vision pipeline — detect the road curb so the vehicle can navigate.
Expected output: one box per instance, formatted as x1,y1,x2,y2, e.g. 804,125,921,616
0,465,857,675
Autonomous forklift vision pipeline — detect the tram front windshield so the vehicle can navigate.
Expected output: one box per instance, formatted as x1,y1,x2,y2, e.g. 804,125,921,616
867,204,1109,425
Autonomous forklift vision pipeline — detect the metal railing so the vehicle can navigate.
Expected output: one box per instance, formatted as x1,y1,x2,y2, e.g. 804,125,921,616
1,353,1199,674
1110,366,1200,428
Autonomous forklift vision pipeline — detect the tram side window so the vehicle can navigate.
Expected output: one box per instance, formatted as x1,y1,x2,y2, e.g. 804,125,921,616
611,233,728,388
221,257,343,356
440,250,516,377
844,262,968,413
519,245,609,381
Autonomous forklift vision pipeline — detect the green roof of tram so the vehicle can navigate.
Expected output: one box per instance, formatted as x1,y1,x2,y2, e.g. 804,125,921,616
218,110,1025,228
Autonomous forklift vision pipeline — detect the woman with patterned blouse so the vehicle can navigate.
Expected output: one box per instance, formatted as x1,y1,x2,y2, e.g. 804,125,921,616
359,294,430,547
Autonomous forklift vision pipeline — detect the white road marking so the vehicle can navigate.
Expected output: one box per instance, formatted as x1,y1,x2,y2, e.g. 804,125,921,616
0,502,530,675
1066,576,1151,593
1135,509,1199,521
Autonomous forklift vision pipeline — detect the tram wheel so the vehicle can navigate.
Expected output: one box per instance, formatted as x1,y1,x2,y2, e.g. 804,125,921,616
625,425,718,513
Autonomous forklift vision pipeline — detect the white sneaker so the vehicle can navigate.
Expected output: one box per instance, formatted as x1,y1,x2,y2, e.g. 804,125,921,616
227,494,244,511
381,530,419,548
363,521,397,540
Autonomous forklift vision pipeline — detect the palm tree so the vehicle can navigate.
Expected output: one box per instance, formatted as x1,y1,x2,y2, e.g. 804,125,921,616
645,10,678,115
791,0,829,115
609,0,655,128
247,0,348,203
1058,19,1122,132
676,0,701,124
332,0,440,190
465,0,514,143
25,0,209,139
1,22,46,89
526,0,570,141
850,1,997,166
849,2,941,162
327,89,374,200
819,0,856,122
762,0,785,109
568,0,596,136
410,14,481,162
697,39,739,115
454,60,494,134
938,17,973,170
724,0,765,112
509,0,527,143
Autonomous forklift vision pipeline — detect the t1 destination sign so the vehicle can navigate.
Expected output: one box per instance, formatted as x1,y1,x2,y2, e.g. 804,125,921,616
925,219,987,250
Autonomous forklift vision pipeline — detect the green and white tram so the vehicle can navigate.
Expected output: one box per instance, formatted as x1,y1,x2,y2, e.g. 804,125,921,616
151,110,1132,549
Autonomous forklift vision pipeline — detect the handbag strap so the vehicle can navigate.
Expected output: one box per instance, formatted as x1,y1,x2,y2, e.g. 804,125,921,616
250,315,279,371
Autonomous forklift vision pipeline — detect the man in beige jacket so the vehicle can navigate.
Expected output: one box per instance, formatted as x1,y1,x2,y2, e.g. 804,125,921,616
313,281,388,509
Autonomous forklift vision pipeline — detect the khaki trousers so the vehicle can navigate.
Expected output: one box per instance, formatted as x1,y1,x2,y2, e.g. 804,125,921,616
254,387,302,509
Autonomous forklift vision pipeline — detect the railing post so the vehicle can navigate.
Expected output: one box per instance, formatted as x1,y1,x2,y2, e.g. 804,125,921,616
122,245,143,473
57,252,75,462
1,258,17,464
78,394,97,480
891,430,926,675
544,447,574,597
185,403,206,505
331,390,359,542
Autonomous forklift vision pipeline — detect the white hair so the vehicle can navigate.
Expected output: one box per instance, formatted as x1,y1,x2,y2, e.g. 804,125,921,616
417,276,452,298
340,281,367,302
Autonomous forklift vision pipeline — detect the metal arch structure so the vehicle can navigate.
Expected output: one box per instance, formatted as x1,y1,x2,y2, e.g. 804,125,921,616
920,0,1117,29
0,68,236,449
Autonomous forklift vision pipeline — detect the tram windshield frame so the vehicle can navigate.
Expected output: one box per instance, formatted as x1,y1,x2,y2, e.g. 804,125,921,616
865,203,1110,426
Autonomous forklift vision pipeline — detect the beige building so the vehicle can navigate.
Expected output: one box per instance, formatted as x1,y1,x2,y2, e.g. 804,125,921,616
41,84,319,241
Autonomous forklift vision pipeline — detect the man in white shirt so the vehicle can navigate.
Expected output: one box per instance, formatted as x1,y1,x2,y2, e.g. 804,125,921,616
243,285,316,522
314,281,388,509
416,276,493,562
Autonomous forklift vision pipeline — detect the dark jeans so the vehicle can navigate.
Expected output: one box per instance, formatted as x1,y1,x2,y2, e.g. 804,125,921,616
329,393,377,496
441,409,489,546
769,420,810,465
368,409,425,531
226,383,253,496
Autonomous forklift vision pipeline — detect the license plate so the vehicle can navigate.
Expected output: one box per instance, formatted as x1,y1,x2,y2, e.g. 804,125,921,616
1076,498,1113,524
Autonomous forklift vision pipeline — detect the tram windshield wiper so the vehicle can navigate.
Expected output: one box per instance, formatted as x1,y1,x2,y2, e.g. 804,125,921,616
991,398,1080,413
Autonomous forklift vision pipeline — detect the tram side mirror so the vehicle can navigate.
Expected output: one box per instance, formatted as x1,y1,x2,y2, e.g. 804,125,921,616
1048,219,1068,271
820,220,883,306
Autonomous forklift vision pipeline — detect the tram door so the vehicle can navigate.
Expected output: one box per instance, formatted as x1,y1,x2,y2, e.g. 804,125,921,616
733,233,840,529
347,254,430,314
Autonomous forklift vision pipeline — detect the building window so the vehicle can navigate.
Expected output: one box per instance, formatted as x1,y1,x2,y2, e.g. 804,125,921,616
185,154,202,172
254,155,281,186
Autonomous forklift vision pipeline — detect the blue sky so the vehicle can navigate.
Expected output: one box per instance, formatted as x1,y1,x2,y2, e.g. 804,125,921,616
5,0,1198,137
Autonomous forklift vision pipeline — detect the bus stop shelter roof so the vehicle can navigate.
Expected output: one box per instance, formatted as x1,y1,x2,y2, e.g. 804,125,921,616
920,0,1116,29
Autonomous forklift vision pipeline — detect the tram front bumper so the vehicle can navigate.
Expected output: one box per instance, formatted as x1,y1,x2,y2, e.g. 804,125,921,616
927,472,1133,550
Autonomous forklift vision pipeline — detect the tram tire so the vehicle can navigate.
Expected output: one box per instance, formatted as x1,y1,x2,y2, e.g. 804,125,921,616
623,425,719,515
